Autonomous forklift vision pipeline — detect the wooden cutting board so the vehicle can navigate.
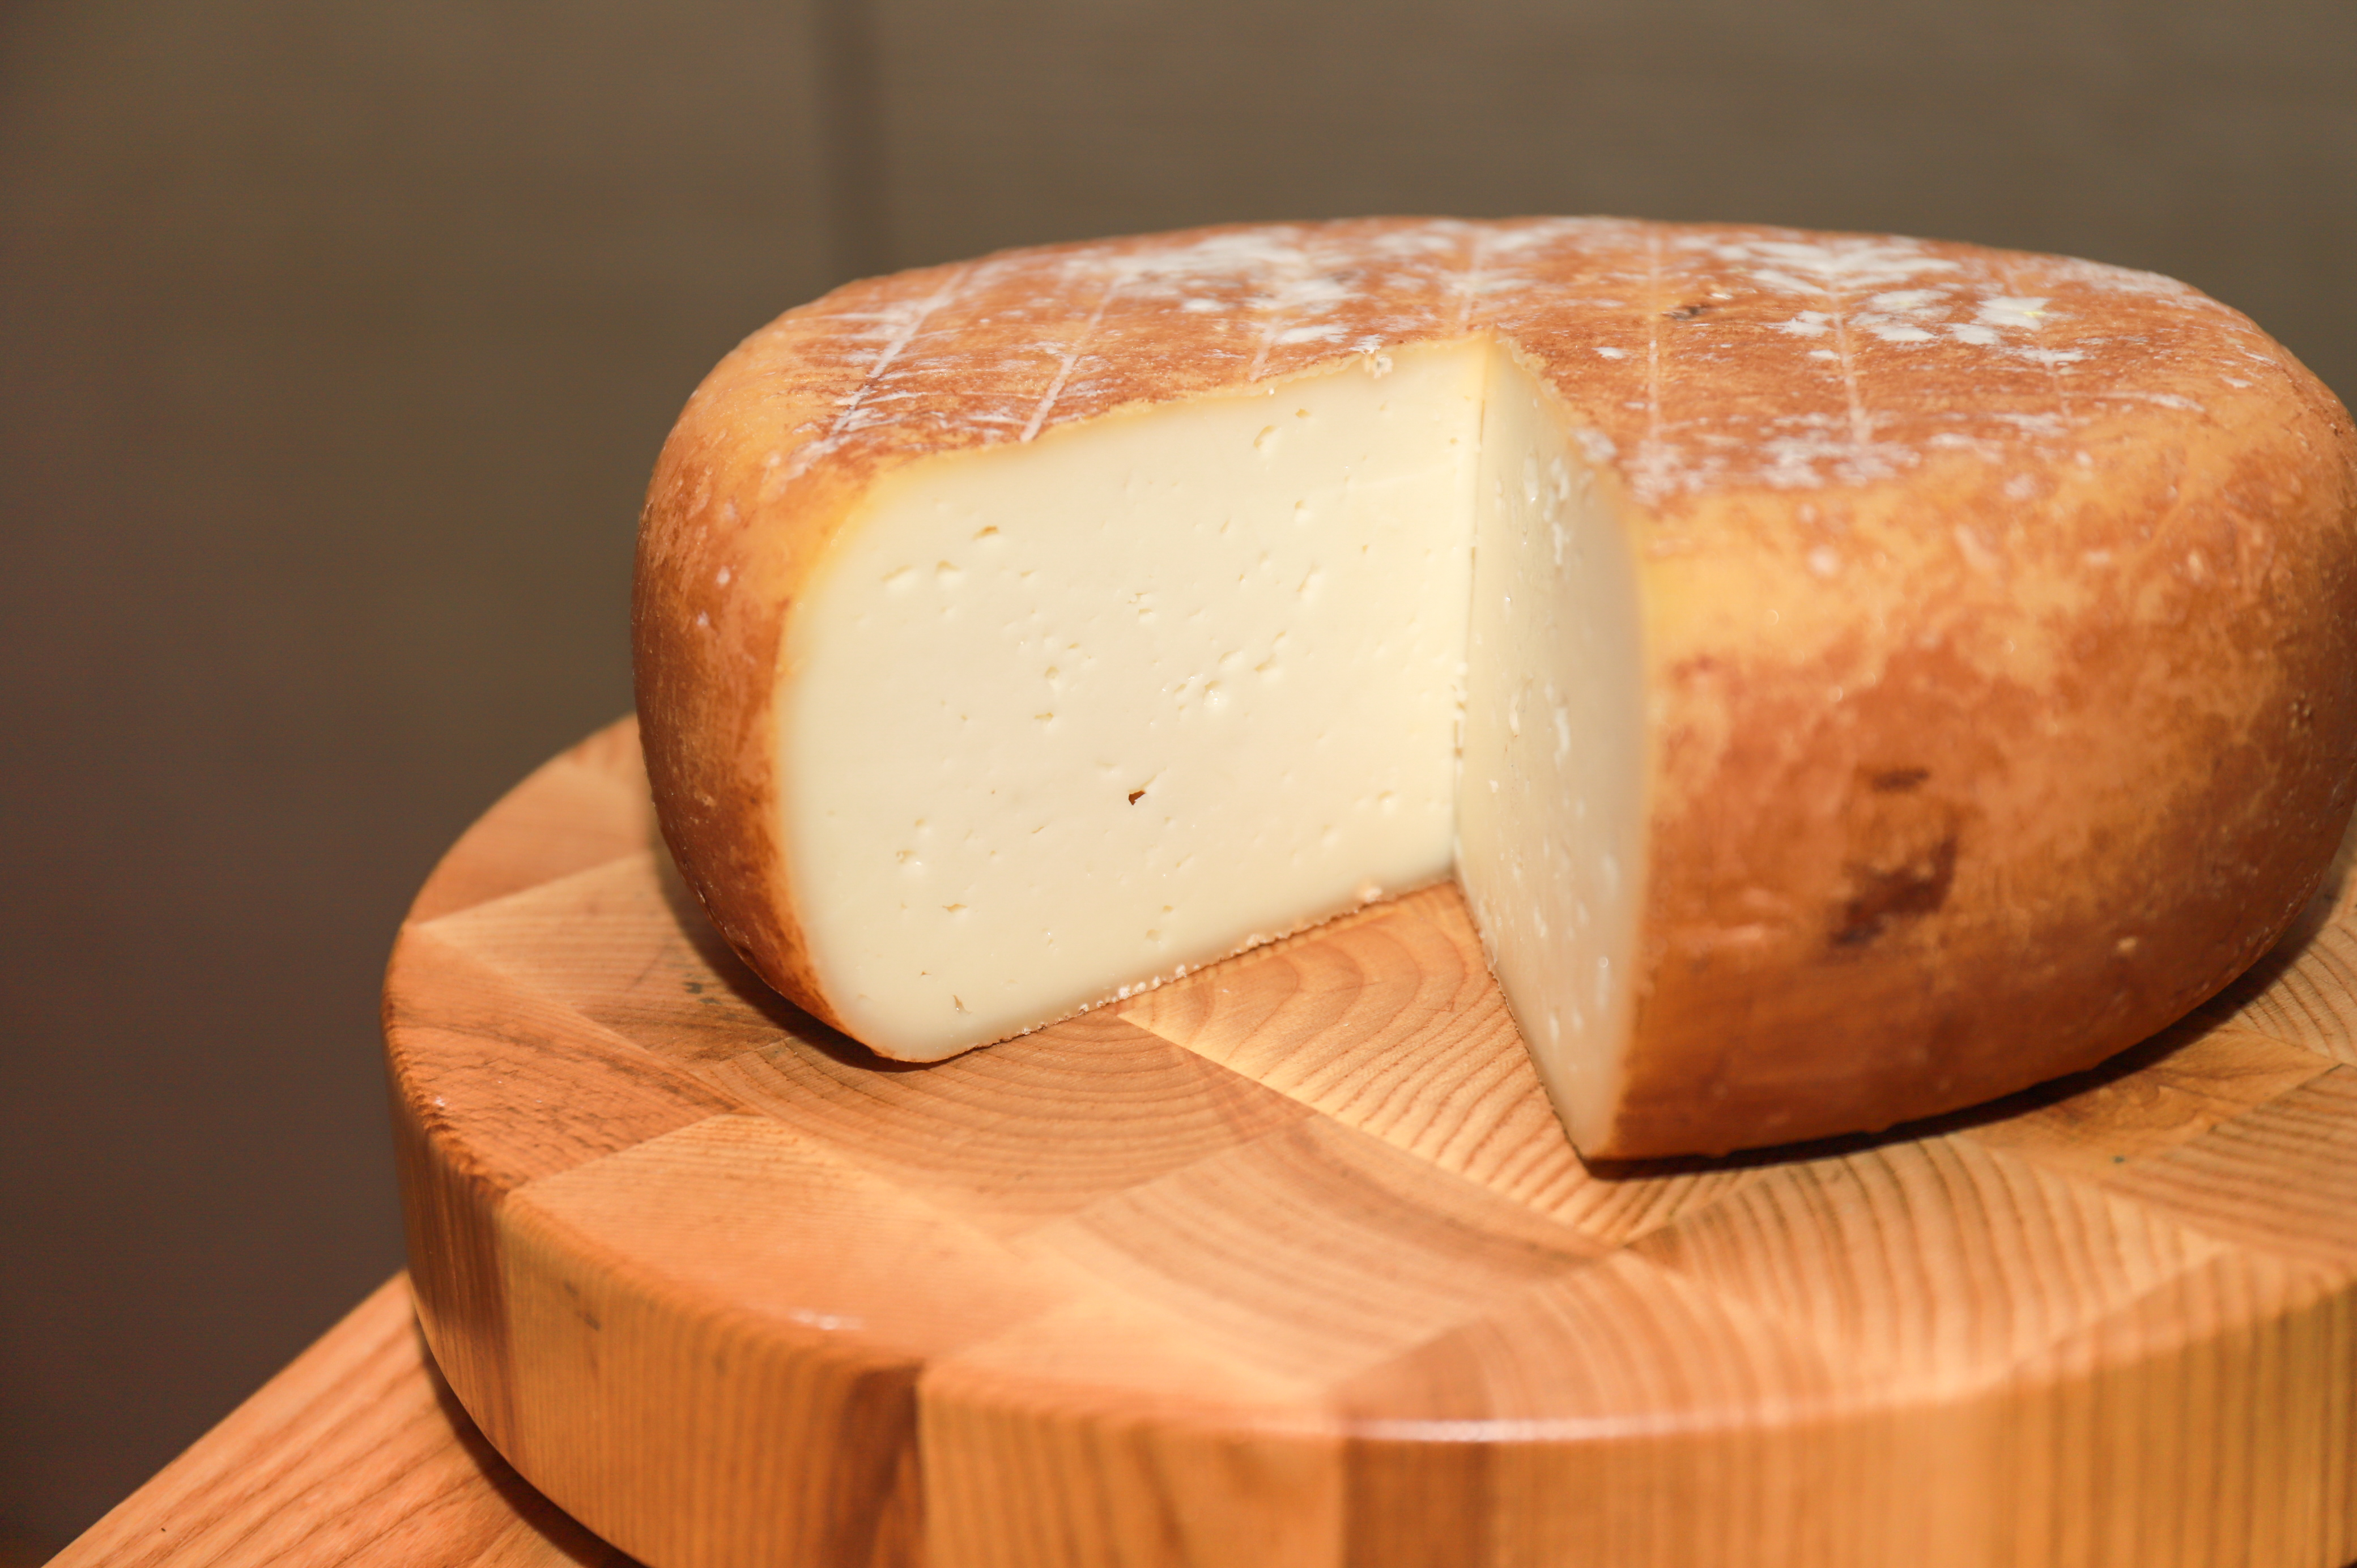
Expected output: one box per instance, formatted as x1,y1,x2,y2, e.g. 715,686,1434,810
385,719,2357,1568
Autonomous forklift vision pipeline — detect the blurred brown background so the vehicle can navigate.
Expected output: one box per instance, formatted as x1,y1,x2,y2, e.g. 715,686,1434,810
2,0,2353,1552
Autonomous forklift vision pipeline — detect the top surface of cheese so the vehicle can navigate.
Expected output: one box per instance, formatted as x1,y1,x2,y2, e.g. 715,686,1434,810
725,217,2282,514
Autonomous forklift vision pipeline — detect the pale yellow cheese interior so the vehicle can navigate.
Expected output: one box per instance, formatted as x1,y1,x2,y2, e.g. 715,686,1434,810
1457,352,1647,1148
781,339,1644,1125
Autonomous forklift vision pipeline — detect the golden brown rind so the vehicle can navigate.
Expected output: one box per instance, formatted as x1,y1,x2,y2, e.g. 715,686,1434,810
1610,407,2357,1156
635,218,2357,1157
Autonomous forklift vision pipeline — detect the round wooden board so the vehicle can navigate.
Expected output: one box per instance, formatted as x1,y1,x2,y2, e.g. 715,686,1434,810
387,721,2357,1568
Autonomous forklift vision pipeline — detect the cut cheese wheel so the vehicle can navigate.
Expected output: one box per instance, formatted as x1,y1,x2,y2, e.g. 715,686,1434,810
635,218,2357,1158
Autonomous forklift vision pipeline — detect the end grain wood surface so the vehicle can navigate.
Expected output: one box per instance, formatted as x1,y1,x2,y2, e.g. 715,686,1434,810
375,720,2357,1568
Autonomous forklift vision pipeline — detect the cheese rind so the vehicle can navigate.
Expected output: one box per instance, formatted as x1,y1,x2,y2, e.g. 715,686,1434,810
636,218,2357,1158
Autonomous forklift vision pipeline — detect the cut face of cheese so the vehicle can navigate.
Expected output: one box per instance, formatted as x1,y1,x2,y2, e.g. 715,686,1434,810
641,218,2357,1158
784,342,1488,1053
782,336,1652,1139
1457,353,1647,1153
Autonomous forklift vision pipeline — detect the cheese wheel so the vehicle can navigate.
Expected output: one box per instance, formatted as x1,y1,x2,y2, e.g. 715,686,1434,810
635,218,2357,1158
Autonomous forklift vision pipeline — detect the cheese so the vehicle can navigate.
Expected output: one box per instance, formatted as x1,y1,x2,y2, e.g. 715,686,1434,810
785,342,1483,1051
637,219,2357,1158
1457,352,1647,1153
782,337,1652,1154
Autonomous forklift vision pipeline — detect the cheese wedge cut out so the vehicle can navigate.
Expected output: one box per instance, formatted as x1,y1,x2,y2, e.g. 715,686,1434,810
636,218,2357,1157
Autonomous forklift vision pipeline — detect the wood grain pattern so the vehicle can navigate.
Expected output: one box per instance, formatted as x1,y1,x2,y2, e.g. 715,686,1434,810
385,720,2357,1568
49,1276,635,1568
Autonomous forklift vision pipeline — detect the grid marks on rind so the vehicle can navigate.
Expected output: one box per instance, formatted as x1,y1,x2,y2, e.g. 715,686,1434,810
714,218,2284,516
